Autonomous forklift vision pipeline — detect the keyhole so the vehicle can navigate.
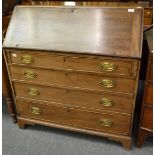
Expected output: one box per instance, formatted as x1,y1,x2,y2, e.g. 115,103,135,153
66,90,69,94
67,108,70,112
65,73,68,76
64,58,66,62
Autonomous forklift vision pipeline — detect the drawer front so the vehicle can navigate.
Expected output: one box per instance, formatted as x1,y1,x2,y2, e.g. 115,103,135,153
144,18,152,25
9,50,137,77
17,99,131,135
14,83,133,114
145,84,153,106
141,107,153,130
10,67,136,94
144,9,152,18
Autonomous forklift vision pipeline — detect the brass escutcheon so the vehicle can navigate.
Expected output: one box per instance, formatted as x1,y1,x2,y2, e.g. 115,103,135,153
31,107,42,115
100,98,113,107
100,79,115,88
21,55,34,64
28,88,40,96
99,119,112,127
100,62,117,72
24,70,37,79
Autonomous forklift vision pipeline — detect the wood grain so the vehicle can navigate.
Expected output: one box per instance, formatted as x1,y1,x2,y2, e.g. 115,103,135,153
17,99,131,135
144,18,152,25
3,6,143,58
145,84,153,106
2,51,17,123
8,50,138,77
14,83,133,114
11,67,136,94
141,107,153,130
144,9,152,18
17,116,132,150
3,6,143,150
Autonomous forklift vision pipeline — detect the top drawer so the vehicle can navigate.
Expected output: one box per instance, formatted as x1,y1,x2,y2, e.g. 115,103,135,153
7,50,138,77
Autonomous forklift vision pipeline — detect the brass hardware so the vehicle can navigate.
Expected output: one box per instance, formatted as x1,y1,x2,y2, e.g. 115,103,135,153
100,98,113,107
146,11,150,14
99,119,112,127
100,79,115,88
28,88,40,96
31,107,42,115
21,55,34,64
24,70,37,79
100,62,117,72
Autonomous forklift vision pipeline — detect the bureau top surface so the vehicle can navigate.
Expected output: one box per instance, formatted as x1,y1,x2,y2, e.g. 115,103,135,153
3,6,143,58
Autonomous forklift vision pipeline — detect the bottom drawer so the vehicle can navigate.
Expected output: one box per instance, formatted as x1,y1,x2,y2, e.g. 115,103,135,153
17,99,131,135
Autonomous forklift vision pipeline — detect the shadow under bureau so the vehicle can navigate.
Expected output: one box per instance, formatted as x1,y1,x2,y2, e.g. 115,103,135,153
3,6,143,150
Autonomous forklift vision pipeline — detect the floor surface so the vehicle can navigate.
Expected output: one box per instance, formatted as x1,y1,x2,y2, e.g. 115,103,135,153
2,102,153,155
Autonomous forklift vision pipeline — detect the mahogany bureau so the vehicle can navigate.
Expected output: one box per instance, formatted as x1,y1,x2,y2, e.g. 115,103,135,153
3,6,143,150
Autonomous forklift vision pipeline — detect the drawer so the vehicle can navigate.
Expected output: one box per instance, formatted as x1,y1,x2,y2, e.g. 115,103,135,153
14,83,133,114
17,99,131,135
144,9,152,18
145,83,153,106
141,107,152,130
10,67,136,94
144,18,152,25
8,50,138,77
